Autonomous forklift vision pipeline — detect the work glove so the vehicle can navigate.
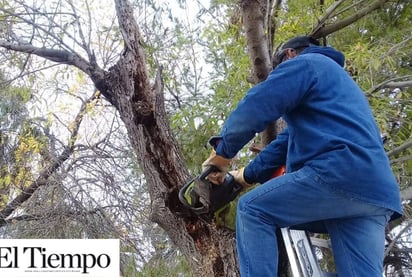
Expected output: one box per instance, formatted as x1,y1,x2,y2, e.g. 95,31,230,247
202,150,231,184
230,167,254,188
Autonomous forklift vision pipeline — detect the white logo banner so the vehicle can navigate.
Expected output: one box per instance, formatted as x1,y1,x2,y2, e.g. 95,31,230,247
0,239,119,277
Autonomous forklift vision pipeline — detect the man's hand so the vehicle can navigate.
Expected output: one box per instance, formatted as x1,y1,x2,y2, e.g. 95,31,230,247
230,167,254,188
202,150,231,184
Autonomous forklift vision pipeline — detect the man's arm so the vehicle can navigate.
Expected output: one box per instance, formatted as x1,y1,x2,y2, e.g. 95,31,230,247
244,128,288,184
211,57,313,159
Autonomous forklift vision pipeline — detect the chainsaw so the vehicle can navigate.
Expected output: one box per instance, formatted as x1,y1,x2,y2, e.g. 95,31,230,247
178,166,244,216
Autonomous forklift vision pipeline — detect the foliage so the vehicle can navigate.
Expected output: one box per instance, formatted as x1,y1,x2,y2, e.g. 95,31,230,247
0,73,35,209
173,2,259,171
0,66,157,273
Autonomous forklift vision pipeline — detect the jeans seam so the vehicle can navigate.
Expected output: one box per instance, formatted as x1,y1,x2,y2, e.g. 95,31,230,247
239,211,250,277
332,226,357,277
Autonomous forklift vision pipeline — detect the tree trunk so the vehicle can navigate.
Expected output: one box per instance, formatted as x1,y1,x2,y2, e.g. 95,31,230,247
107,1,290,275
106,58,239,276
98,0,241,275
240,0,278,145
241,0,290,275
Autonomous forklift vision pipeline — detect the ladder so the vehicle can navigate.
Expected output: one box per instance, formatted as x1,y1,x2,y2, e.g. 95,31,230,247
281,228,337,277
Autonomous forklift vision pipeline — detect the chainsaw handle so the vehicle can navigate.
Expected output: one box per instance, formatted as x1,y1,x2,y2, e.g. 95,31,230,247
178,177,194,208
199,165,220,181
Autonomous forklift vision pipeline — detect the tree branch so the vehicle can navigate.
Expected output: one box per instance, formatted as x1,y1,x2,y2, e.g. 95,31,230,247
311,0,389,38
390,154,412,165
0,40,112,105
385,220,412,256
0,5,77,53
387,138,412,157
311,0,346,37
368,75,412,94
0,40,91,73
0,95,96,226
1,205,122,227
384,80,412,89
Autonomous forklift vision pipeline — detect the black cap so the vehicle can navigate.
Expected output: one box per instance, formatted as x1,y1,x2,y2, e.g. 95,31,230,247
273,36,320,67
281,36,320,50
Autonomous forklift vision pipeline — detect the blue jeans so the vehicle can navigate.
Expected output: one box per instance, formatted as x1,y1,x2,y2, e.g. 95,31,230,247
236,166,392,277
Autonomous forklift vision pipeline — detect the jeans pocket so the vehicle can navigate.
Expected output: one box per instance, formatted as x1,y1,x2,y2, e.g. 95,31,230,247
291,166,323,186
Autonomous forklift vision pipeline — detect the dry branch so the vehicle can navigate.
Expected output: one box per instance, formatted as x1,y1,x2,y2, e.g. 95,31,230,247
0,95,96,227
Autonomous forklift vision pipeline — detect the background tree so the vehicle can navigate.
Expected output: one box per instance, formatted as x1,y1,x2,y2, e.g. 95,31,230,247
0,0,411,276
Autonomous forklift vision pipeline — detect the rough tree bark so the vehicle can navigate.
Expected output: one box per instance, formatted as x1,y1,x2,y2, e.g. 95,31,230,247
103,0,240,276
241,0,279,146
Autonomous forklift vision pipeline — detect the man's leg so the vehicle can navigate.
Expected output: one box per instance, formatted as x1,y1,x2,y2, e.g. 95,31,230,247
236,166,331,277
236,203,279,276
235,165,392,277
326,215,390,277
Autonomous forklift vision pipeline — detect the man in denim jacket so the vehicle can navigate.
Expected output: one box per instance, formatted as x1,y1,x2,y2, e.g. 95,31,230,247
202,36,403,277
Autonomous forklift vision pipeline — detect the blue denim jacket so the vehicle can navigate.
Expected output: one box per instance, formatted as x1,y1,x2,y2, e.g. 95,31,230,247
213,46,403,219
